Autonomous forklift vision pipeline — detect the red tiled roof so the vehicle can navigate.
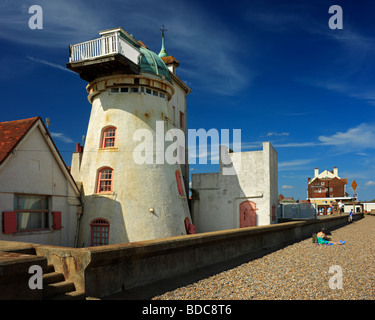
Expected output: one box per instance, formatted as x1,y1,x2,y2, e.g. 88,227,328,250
0,117,40,165
161,55,180,66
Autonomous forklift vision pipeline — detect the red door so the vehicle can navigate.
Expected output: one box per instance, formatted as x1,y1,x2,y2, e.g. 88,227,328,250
240,201,257,227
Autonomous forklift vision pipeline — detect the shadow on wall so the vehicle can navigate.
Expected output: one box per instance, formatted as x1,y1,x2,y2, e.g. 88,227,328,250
78,192,128,247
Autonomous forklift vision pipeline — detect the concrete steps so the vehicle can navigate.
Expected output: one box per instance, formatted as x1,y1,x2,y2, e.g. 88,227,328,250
43,264,85,300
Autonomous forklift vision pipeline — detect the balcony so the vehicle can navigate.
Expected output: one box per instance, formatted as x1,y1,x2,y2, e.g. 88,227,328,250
67,29,141,82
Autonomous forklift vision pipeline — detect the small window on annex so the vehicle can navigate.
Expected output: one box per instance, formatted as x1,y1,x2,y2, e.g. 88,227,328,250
96,167,113,193
101,127,116,148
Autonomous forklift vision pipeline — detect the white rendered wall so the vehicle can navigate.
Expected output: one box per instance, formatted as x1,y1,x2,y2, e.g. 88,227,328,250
74,75,191,246
192,142,278,233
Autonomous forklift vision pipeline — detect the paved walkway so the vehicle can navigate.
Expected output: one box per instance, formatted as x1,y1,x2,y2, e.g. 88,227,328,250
152,216,375,300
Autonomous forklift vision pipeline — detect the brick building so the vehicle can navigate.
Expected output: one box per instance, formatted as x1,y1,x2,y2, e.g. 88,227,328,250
307,167,350,214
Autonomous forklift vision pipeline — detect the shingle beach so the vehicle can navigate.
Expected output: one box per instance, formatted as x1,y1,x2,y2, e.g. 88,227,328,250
152,215,375,300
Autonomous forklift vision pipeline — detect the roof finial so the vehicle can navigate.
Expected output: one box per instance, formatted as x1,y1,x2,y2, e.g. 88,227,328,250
158,24,168,58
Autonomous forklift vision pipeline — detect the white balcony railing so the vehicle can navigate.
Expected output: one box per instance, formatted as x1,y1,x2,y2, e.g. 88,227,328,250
69,32,141,65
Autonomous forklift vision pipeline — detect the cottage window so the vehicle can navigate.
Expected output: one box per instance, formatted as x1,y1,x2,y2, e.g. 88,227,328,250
90,218,110,246
101,127,116,148
96,167,113,193
14,194,49,231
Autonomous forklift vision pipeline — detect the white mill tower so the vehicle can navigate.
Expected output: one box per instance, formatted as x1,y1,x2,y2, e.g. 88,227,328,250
68,27,192,246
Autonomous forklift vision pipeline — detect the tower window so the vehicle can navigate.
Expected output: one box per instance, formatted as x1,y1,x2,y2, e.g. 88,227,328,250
172,106,176,126
109,88,119,94
96,167,113,193
102,127,116,148
179,111,184,129
175,170,184,196
90,218,110,246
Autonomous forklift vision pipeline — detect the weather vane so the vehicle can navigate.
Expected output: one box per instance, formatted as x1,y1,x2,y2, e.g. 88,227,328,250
160,25,168,37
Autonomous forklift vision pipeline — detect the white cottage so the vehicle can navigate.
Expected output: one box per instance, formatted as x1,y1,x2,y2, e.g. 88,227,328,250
191,142,278,233
0,117,81,247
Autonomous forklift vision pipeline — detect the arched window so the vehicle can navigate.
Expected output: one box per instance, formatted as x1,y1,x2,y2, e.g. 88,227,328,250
101,127,116,148
175,170,184,195
96,167,113,193
90,218,110,246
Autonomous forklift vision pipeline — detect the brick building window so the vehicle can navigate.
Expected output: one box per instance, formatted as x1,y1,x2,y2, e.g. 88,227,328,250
101,127,116,148
90,218,110,246
96,167,113,193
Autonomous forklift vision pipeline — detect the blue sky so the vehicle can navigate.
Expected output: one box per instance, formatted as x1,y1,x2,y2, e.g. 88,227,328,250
1,0,375,201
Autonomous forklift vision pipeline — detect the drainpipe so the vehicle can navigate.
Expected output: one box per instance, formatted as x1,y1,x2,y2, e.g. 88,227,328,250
73,143,84,248
74,183,84,248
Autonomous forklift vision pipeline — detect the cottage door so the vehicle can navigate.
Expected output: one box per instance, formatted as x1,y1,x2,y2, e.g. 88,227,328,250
240,201,257,227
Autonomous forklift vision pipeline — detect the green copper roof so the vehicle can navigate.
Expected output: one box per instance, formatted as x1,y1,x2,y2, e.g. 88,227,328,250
138,46,171,83
158,35,168,58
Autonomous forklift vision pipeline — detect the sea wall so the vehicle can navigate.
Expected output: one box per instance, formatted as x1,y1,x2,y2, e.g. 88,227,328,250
0,213,362,299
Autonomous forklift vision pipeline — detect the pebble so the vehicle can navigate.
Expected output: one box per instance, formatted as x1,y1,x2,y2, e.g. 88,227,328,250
152,215,375,300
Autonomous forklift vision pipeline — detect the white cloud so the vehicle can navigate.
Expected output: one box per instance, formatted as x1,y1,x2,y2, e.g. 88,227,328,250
273,123,375,152
27,56,74,73
274,142,318,148
302,79,375,106
318,123,375,150
266,132,290,137
279,158,316,171
51,132,74,143
0,0,104,47
365,181,375,186
282,185,294,189
0,0,252,96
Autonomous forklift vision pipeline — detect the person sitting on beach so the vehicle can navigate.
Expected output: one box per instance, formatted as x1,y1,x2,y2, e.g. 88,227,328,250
316,228,345,245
